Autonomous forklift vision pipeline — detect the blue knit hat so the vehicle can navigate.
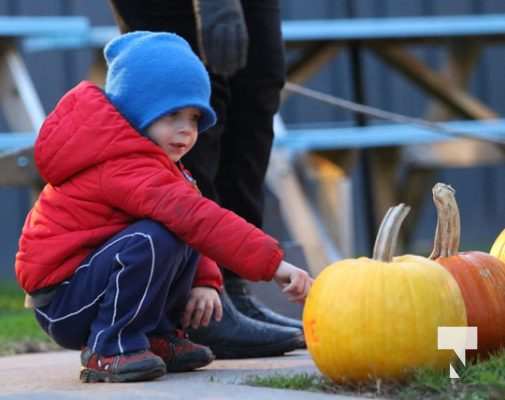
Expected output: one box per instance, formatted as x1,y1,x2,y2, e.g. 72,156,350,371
104,31,216,133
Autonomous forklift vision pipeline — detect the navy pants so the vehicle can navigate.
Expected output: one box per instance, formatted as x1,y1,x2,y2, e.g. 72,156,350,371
34,220,198,356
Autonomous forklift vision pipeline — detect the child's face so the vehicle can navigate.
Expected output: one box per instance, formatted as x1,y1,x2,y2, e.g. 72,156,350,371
146,107,201,162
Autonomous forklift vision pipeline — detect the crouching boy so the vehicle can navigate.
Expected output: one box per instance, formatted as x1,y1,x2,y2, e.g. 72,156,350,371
15,32,312,383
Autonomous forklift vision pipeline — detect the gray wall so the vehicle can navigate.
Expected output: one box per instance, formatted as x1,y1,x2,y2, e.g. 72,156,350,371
1,0,504,279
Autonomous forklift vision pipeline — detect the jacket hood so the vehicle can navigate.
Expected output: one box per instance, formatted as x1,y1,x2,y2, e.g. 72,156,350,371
35,81,167,185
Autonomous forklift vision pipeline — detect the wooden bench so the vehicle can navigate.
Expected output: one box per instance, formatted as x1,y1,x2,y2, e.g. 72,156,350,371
278,14,505,266
0,17,89,186
274,120,505,151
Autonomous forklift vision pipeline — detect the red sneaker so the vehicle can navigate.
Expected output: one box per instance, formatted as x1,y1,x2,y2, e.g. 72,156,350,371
80,347,166,383
149,330,215,372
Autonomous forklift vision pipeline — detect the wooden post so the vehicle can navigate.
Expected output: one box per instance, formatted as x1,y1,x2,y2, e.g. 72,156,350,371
283,43,341,102
88,49,107,87
266,148,335,276
367,147,403,250
0,146,40,186
0,44,45,132
300,153,354,258
426,40,482,121
370,43,498,120
0,43,45,201
395,40,503,251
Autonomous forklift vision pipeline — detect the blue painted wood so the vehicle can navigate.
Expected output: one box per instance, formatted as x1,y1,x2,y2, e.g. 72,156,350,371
24,14,505,51
6,118,505,154
282,14,505,41
89,25,118,46
23,13,505,53
274,119,505,150
0,16,88,37
22,25,118,52
0,133,37,151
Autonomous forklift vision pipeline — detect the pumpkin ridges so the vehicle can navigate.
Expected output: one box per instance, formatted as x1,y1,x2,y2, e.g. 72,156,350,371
378,264,405,370
303,204,467,382
437,256,489,321
306,256,466,380
404,264,425,362
398,256,466,367
352,262,373,377
318,262,366,379
439,252,505,355
305,265,335,373
353,261,384,375
306,261,361,376
465,252,505,332
373,257,386,372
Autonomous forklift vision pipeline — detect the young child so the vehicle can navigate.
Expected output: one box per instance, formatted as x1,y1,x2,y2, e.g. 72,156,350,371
15,31,313,383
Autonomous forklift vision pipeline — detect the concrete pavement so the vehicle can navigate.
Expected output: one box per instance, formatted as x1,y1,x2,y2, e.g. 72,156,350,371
0,350,369,400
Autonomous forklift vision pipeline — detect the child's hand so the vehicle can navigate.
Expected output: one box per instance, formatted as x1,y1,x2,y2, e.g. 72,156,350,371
273,260,313,304
181,287,223,330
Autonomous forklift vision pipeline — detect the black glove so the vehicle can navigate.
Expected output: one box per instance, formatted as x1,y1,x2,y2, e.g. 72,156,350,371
193,0,249,77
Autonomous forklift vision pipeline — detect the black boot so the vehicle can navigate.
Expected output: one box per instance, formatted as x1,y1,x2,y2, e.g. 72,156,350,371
187,291,305,359
225,273,304,331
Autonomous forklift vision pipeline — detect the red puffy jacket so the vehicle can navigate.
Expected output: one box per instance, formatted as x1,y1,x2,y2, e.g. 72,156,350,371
15,81,283,293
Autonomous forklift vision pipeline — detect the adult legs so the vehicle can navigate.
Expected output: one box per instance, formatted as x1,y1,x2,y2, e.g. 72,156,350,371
106,0,303,357
213,0,303,330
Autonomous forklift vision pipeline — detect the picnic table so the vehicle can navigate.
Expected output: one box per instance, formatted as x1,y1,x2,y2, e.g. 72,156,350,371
2,14,505,274
276,14,505,270
0,16,89,187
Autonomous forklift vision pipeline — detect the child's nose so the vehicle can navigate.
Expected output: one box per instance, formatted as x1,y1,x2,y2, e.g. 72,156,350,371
179,119,197,134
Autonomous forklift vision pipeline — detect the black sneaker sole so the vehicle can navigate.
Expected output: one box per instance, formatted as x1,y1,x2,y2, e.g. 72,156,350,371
80,364,166,383
209,333,305,359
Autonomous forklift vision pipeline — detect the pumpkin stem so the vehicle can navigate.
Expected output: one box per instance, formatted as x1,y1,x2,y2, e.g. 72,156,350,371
429,183,461,259
373,203,411,262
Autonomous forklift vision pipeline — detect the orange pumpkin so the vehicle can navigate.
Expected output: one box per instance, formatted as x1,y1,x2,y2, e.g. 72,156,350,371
430,183,505,357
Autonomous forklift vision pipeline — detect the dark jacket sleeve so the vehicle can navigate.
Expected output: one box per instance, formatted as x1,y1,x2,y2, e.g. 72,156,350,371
100,156,283,282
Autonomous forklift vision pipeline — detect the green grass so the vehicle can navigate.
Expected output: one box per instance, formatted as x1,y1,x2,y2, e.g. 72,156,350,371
247,353,505,399
0,280,57,355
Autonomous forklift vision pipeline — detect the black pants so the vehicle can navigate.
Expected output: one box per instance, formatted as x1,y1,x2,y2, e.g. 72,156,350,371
108,0,286,229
